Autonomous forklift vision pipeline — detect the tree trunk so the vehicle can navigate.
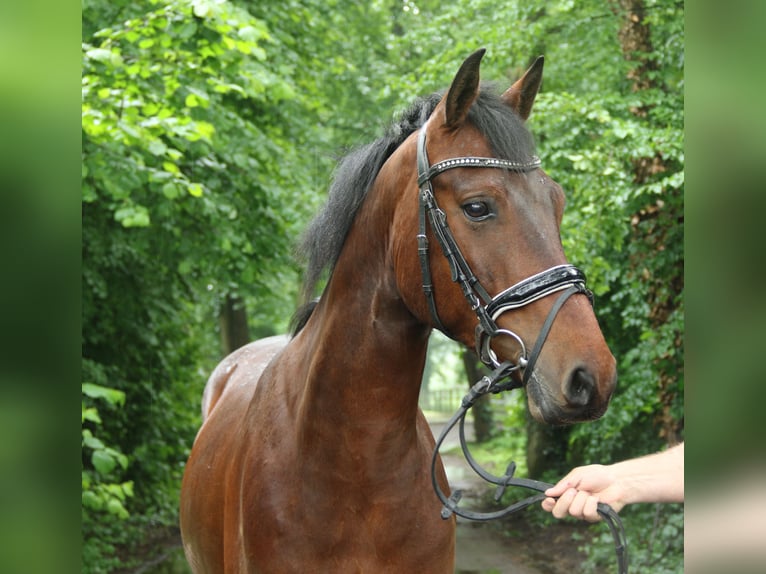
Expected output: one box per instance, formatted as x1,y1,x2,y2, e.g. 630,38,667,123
461,349,493,443
612,0,656,95
525,407,570,480
219,294,250,356
611,0,684,445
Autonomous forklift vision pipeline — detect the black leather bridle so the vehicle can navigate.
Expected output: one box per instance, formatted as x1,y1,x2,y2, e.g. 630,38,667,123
416,125,592,381
417,124,629,573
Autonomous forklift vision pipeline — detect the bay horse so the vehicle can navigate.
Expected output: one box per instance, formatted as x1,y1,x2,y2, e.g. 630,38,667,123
180,49,617,573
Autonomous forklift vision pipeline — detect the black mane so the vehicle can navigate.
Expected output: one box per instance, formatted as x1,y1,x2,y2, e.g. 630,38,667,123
291,84,536,334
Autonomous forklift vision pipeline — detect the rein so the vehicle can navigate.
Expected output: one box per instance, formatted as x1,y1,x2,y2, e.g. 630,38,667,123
429,362,629,574
416,125,629,573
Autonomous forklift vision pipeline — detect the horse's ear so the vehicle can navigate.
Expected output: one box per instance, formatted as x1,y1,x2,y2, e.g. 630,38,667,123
442,48,485,129
501,56,544,120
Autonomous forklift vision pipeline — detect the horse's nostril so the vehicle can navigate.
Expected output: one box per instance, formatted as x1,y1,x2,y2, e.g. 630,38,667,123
565,367,595,407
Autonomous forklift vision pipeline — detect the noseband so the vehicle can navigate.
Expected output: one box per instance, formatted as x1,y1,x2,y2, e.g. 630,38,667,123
417,126,629,573
416,125,592,385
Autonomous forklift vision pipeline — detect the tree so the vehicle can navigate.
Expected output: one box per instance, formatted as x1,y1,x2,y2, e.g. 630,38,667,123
82,0,414,568
82,0,325,566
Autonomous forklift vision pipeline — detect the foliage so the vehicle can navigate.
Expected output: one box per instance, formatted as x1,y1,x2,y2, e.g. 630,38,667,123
461,417,529,478
82,0,683,571
82,382,134,571
82,0,402,569
81,0,327,568
582,504,684,573
82,0,312,295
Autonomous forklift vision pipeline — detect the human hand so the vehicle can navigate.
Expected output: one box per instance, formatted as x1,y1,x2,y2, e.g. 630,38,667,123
540,464,626,522
541,444,683,522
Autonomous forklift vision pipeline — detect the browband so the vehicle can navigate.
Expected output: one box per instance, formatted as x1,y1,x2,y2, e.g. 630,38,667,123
418,155,542,186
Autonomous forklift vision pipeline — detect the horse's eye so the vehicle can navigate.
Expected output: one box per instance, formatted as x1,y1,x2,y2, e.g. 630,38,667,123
463,201,491,221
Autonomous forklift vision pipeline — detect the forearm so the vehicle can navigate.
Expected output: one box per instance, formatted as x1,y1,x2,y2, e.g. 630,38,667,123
609,442,684,506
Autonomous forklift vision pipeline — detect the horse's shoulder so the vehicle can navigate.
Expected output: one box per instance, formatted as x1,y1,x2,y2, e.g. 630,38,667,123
201,335,290,419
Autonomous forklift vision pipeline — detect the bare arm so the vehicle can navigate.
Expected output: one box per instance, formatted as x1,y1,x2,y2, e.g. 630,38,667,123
541,442,684,522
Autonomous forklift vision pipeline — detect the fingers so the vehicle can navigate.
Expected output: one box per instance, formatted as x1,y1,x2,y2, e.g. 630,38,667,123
541,497,556,512
540,488,603,522
570,490,601,522
582,494,601,522
551,487,577,519
544,481,570,499
544,472,580,498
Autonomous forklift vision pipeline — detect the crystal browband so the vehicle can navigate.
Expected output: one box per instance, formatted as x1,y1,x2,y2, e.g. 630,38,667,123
417,155,541,186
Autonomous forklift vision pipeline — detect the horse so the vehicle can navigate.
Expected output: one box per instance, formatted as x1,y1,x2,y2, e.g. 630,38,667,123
180,49,617,573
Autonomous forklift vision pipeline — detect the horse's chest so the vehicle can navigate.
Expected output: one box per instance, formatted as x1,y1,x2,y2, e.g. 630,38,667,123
236,453,454,571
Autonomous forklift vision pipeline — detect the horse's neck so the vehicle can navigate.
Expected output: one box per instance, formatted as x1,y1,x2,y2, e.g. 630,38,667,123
293,282,429,430
288,206,430,464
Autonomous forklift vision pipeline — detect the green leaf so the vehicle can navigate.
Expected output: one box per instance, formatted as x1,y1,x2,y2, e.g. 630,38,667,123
116,451,129,470
166,148,183,160
235,40,252,55
187,182,203,197
162,182,181,199
85,48,113,62
82,430,105,451
106,498,129,518
148,139,167,156
142,102,159,116
82,490,102,510
185,93,199,108
222,36,236,50
178,259,192,274
85,46,124,67
82,406,102,424
192,1,210,18
82,183,98,203
192,121,214,141
238,24,267,42
82,382,126,406
114,205,151,228
162,161,180,174
92,449,117,475
178,22,197,39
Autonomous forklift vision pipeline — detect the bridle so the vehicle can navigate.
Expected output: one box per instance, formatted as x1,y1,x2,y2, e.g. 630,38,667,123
416,124,629,574
416,124,592,381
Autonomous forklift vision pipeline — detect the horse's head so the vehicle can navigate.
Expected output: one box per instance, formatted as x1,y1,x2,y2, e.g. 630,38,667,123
393,50,616,425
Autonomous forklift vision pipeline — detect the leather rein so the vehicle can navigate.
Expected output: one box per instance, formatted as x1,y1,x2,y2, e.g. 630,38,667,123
416,125,629,574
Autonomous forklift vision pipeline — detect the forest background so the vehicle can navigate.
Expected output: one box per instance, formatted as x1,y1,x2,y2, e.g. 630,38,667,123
80,0,684,572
